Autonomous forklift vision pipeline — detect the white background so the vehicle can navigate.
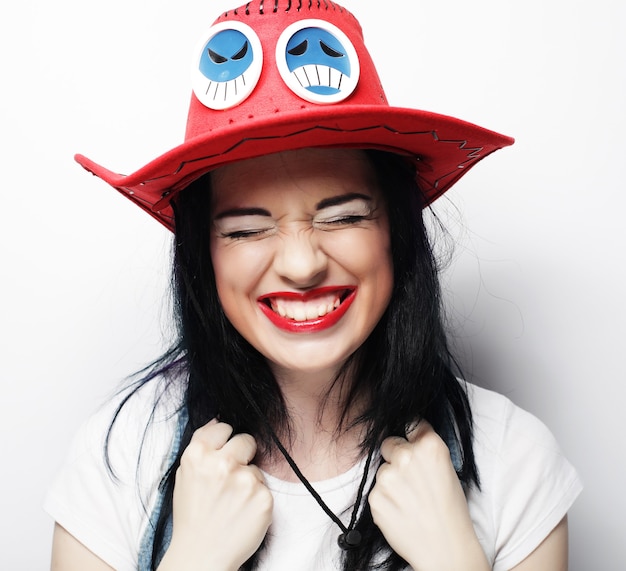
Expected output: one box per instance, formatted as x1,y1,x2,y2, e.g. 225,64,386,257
2,0,624,568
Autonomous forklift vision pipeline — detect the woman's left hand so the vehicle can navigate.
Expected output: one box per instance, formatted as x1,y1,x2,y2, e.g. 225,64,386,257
368,420,490,571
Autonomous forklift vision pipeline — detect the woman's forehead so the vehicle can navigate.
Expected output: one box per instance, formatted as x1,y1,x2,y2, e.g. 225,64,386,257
210,148,379,208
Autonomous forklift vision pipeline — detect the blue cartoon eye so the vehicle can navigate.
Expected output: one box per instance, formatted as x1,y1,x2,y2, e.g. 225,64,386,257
320,42,344,59
287,40,308,57
192,22,263,110
208,41,249,65
200,30,253,82
232,42,249,60
208,49,228,64
277,20,360,104
288,39,344,59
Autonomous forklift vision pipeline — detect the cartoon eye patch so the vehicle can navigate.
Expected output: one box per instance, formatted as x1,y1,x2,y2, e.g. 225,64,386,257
192,21,263,110
277,19,360,104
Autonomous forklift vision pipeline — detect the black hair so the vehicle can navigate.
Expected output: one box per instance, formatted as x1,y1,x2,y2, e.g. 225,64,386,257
107,149,479,570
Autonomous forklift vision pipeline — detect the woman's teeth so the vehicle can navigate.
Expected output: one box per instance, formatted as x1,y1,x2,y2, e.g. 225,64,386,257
270,294,342,321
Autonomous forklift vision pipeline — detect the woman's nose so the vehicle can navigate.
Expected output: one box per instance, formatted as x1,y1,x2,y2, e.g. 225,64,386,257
273,230,328,288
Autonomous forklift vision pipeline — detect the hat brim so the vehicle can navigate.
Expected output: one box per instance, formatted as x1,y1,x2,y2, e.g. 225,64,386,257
75,104,513,231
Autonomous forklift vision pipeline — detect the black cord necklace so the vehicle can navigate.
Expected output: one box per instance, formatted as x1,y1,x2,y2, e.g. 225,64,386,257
270,432,375,550
237,380,374,550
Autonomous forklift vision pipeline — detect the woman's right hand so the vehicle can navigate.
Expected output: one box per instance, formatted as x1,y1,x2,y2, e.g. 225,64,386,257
157,420,273,571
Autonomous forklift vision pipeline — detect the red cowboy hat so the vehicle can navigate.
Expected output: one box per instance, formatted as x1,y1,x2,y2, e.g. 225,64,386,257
76,0,514,231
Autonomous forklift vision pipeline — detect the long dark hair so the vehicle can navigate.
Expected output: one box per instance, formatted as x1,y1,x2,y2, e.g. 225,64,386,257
108,149,479,570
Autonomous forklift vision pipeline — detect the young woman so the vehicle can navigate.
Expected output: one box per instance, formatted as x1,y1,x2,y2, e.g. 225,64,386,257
46,2,582,570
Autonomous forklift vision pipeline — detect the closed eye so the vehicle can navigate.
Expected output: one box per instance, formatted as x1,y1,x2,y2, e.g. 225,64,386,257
323,215,366,225
314,214,370,230
288,40,308,56
320,41,344,58
232,41,249,61
219,228,273,240
314,195,374,229
214,211,276,241
208,48,228,64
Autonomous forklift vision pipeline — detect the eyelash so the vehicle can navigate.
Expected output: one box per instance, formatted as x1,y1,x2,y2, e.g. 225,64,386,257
220,228,271,240
219,214,369,240
317,214,368,227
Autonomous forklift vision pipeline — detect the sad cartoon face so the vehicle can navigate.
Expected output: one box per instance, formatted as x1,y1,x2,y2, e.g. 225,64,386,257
192,21,263,110
285,27,351,95
277,19,360,104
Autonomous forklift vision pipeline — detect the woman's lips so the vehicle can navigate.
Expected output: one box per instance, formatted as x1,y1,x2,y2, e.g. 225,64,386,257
258,286,357,333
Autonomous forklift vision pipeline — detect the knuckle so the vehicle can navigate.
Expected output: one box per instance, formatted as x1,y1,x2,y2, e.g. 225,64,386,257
230,466,260,494
420,431,447,456
372,464,395,495
236,432,258,454
215,454,238,476
375,463,390,485
193,421,233,442
368,488,383,520
259,486,274,513
368,485,380,506
392,446,413,468
180,439,204,466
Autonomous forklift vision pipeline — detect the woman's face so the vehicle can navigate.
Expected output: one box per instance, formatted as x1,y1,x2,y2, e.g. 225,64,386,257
209,148,394,380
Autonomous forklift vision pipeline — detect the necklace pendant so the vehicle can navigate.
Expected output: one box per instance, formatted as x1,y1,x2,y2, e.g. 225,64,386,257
338,529,362,550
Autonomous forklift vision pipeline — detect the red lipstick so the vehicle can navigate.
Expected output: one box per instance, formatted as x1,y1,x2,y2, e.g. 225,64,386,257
258,286,356,333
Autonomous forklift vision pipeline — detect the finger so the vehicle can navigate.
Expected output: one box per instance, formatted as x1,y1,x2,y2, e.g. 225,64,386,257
247,464,269,485
374,461,391,480
192,420,234,450
222,433,258,465
380,435,408,462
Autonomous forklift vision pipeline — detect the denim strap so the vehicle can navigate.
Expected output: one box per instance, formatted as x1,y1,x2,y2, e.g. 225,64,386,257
137,408,188,571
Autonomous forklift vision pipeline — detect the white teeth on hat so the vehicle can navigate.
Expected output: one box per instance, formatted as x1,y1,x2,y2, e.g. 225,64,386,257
291,64,345,91
205,74,249,104
269,292,343,322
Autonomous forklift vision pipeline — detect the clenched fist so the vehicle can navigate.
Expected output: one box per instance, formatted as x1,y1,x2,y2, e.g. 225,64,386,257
369,421,489,571
158,420,273,571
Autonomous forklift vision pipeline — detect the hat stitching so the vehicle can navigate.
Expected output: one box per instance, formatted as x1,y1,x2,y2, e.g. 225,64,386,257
172,127,428,177
229,1,340,16
130,125,482,195
114,133,485,228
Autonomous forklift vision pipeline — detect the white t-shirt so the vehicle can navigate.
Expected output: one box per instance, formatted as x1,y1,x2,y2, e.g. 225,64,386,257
44,383,582,570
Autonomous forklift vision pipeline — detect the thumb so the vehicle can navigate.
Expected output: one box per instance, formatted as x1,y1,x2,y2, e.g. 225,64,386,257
406,419,433,443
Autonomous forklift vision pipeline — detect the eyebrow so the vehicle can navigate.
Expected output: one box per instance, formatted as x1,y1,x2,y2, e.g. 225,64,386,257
213,207,271,220
315,193,373,210
213,192,373,220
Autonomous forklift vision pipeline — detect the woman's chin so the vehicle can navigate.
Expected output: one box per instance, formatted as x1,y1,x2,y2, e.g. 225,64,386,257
265,348,353,384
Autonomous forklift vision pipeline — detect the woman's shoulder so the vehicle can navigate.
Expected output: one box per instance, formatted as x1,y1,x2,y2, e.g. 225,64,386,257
77,377,183,450
46,374,186,516
463,382,566,457
464,382,518,418
463,382,582,571
465,383,547,438
44,377,186,570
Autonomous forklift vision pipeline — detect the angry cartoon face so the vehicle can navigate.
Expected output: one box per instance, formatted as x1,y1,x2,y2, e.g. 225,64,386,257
192,21,263,110
276,19,360,104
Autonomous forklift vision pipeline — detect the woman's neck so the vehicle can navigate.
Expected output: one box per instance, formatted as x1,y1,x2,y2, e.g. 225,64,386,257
258,421,364,482
258,365,367,482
